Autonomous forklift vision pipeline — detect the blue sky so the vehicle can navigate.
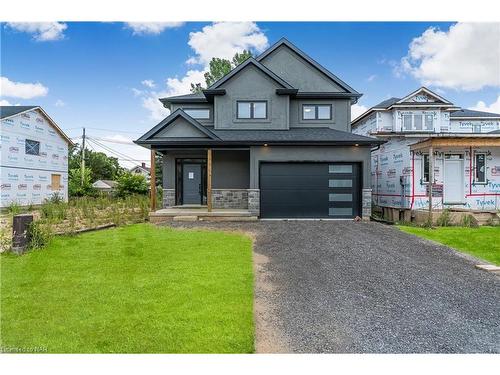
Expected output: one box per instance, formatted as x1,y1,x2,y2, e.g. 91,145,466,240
2,22,499,166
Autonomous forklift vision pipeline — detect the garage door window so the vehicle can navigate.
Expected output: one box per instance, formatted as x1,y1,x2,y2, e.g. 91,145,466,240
329,193,352,202
329,165,352,173
329,179,352,188
329,207,353,216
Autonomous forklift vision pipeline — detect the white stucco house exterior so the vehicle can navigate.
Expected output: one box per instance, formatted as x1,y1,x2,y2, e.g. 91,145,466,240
1,106,73,208
352,87,500,220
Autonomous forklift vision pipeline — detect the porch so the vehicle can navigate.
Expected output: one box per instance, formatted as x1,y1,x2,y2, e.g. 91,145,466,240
149,207,257,223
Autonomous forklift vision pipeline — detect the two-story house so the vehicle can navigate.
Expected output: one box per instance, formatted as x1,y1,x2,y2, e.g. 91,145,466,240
1,106,73,207
351,87,500,221
135,38,383,219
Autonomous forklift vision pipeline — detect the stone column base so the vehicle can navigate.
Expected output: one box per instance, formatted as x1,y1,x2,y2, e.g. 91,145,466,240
247,189,260,216
212,189,249,209
362,188,372,221
163,189,175,208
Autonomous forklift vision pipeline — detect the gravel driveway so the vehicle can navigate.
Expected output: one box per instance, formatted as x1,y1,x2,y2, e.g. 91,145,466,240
166,220,500,353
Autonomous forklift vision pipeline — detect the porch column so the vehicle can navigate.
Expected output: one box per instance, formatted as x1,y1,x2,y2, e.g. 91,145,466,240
207,148,212,212
150,149,157,212
428,145,433,224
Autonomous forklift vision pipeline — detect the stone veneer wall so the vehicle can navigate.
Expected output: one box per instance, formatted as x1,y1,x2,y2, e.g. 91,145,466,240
212,189,248,209
247,189,260,216
163,189,175,208
362,188,372,220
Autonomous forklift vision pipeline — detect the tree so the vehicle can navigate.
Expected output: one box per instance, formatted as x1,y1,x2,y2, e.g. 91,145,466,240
116,172,148,197
190,50,253,93
68,168,95,197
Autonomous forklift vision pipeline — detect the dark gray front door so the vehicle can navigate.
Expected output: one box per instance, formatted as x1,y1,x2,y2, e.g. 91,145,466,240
260,162,361,218
182,163,202,204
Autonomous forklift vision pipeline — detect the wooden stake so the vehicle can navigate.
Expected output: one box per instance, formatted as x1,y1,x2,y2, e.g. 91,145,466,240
207,148,212,212
150,149,157,212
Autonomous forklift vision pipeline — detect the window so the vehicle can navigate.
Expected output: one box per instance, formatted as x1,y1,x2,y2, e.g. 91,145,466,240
51,174,61,191
402,113,434,131
414,114,423,130
422,154,429,183
425,115,434,131
474,153,486,183
302,104,332,120
25,139,40,156
403,114,412,131
473,124,482,133
183,108,210,119
329,164,352,174
237,101,267,119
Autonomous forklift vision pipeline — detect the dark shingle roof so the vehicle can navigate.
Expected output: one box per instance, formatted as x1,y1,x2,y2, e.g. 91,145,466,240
450,108,500,118
202,127,381,144
0,106,37,119
373,97,400,109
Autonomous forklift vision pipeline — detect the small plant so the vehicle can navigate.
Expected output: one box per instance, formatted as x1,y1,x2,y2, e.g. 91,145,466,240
461,214,475,228
436,209,451,227
0,228,12,253
27,221,53,250
47,192,64,204
422,216,433,228
7,202,22,216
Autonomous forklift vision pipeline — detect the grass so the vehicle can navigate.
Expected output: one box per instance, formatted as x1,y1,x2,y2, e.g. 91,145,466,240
398,225,500,266
1,224,254,353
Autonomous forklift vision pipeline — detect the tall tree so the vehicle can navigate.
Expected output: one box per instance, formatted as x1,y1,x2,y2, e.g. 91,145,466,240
190,50,253,93
69,143,125,182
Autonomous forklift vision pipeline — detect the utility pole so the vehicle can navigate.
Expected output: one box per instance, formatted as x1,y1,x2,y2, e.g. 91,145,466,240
81,127,86,185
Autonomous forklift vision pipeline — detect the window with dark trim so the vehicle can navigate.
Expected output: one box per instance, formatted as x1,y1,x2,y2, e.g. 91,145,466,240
474,153,487,184
422,154,430,183
236,101,267,119
183,108,210,119
302,104,332,120
25,139,40,156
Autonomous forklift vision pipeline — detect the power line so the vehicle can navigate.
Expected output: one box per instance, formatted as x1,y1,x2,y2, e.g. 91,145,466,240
86,137,147,164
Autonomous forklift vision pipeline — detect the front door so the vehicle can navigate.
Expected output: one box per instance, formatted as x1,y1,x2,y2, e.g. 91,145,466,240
443,154,464,204
182,163,203,204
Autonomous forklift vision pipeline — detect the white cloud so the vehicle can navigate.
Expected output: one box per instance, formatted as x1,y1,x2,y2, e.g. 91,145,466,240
141,79,156,88
6,22,67,41
400,23,500,91
0,76,49,99
187,22,269,66
137,22,269,120
367,74,377,82
470,95,500,114
351,103,368,121
0,99,14,106
125,22,184,35
55,99,65,107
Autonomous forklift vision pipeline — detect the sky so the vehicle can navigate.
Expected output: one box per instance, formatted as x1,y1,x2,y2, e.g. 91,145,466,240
1,21,499,167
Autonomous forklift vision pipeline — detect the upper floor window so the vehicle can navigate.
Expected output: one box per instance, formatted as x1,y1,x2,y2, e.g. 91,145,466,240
474,153,487,184
402,113,434,131
237,101,267,119
302,104,332,120
183,108,210,119
25,139,40,156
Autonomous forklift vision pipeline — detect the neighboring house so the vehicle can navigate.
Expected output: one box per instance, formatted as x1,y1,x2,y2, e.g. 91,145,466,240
92,179,118,193
1,106,73,207
130,162,150,182
351,87,500,218
135,38,382,219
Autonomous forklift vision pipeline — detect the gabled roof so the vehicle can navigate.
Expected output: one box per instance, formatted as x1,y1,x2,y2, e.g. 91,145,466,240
396,87,452,105
135,109,219,142
0,105,37,118
0,105,74,145
256,38,360,95
450,108,500,118
207,57,294,90
373,97,400,109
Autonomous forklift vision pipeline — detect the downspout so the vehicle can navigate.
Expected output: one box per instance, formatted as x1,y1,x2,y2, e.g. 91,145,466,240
469,146,473,196
410,150,415,210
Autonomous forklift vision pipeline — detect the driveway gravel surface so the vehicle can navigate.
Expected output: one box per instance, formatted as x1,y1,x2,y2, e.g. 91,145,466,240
165,220,500,353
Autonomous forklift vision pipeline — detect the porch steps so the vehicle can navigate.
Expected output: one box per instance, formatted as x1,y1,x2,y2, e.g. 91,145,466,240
149,208,257,224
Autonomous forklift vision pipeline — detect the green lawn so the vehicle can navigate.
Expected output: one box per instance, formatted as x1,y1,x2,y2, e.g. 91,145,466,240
398,226,500,266
1,224,254,353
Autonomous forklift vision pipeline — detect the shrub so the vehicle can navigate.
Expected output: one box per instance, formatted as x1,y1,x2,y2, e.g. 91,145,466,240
461,214,476,228
68,168,96,197
116,172,148,197
7,202,22,216
436,209,452,227
27,221,52,250
47,192,64,204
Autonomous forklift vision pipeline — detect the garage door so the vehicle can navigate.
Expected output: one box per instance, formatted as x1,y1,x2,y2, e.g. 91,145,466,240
260,162,361,218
